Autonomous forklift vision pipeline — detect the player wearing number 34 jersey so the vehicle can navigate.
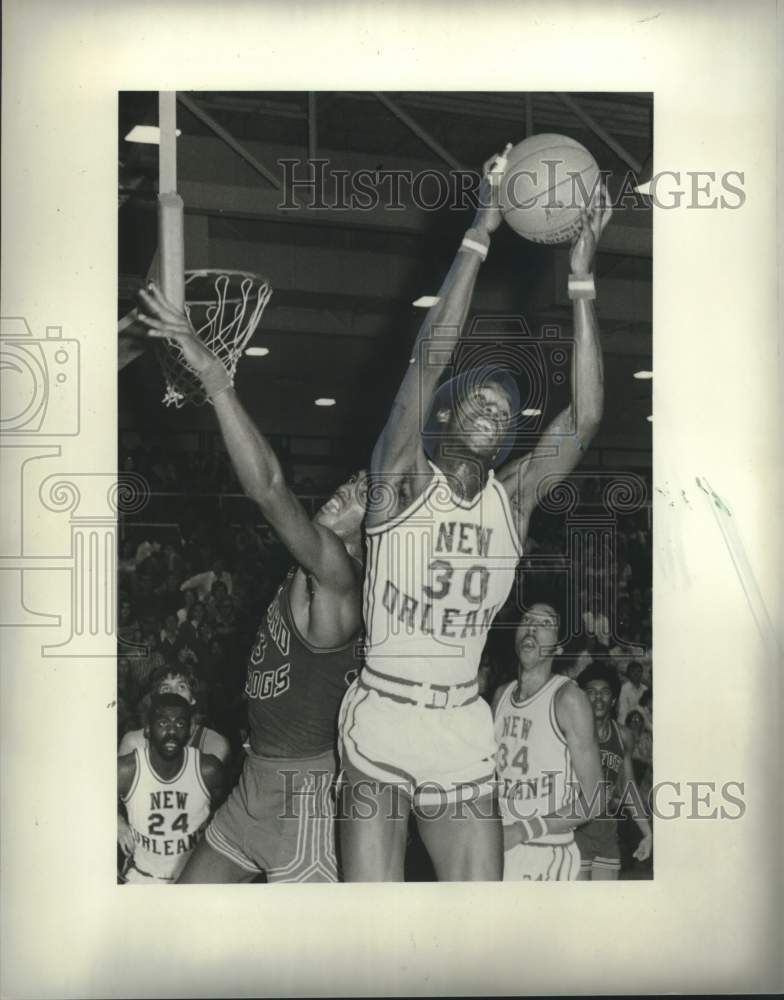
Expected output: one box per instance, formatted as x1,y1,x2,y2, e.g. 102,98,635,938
338,158,612,882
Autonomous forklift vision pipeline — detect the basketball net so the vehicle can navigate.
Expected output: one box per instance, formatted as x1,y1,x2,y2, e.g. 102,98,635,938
157,269,272,408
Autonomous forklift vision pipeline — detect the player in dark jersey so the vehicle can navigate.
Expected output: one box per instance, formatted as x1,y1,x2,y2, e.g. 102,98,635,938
575,662,652,879
137,283,366,882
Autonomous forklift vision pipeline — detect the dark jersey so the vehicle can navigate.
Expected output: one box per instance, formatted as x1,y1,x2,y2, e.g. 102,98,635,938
575,719,626,859
598,719,626,800
244,567,360,758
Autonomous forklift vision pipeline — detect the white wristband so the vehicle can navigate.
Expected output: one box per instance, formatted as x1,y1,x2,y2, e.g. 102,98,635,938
568,274,596,300
461,238,488,260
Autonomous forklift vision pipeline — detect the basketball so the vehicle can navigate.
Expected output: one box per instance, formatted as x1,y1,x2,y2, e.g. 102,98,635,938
498,134,600,245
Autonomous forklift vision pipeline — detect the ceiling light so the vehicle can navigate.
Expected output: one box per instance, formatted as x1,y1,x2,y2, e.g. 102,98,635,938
633,370,653,380
124,125,182,144
412,296,439,308
315,398,336,407
245,347,269,357
521,408,541,416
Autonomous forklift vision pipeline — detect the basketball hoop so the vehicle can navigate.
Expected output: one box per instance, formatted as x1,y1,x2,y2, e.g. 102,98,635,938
156,269,272,407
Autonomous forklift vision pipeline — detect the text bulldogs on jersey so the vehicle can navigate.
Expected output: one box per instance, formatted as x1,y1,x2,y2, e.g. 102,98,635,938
246,589,292,701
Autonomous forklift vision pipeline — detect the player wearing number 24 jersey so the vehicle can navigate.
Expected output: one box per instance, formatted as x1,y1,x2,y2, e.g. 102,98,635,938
118,693,224,883
338,157,612,881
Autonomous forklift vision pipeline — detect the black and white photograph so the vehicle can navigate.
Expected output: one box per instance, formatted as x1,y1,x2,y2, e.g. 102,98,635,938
117,90,655,885
1,2,781,997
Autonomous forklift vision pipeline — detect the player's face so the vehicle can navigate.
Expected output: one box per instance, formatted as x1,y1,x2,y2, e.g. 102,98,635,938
452,383,513,456
583,679,614,721
157,672,195,704
515,604,560,665
149,706,191,759
314,470,368,536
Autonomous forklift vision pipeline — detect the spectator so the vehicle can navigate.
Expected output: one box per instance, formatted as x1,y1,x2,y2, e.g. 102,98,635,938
177,588,197,626
617,661,649,724
117,597,140,644
180,556,233,600
159,613,181,658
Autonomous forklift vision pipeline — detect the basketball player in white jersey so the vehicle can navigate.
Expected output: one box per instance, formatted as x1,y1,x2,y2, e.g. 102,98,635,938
118,667,231,764
493,604,602,880
118,693,224,883
339,157,611,880
117,668,230,861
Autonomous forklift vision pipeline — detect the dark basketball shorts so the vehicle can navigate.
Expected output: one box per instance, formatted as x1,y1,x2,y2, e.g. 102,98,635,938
205,747,339,882
574,816,621,873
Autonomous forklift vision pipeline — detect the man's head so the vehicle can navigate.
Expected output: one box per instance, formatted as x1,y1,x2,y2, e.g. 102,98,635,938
627,661,643,686
153,668,196,705
578,661,621,721
146,693,192,760
314,470,368,540
514,603,562,669
626,709,645,732
424,367,520,466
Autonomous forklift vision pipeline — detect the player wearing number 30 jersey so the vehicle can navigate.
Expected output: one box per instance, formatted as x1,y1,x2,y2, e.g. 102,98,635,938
338,156,612,882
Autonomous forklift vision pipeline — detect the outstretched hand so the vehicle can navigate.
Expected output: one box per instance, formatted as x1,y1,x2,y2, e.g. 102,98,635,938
569,184,613,277
137,282,216,375
472,144,512,236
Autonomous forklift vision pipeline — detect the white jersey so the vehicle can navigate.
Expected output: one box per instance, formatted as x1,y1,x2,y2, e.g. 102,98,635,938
494,674,576,845
122,745,211,883
364,463,522,686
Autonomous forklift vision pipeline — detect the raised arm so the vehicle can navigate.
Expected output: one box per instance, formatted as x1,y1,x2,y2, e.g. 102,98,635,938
368,153,509,515
499,187,612,525
137,284,354,591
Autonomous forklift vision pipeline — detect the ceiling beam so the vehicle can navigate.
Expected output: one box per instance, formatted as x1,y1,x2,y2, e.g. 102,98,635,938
177,93,281,190
555,93,644,174
373,92,466,171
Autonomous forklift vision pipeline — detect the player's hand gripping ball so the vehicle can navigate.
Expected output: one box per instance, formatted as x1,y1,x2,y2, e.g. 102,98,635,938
499,133,602,245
